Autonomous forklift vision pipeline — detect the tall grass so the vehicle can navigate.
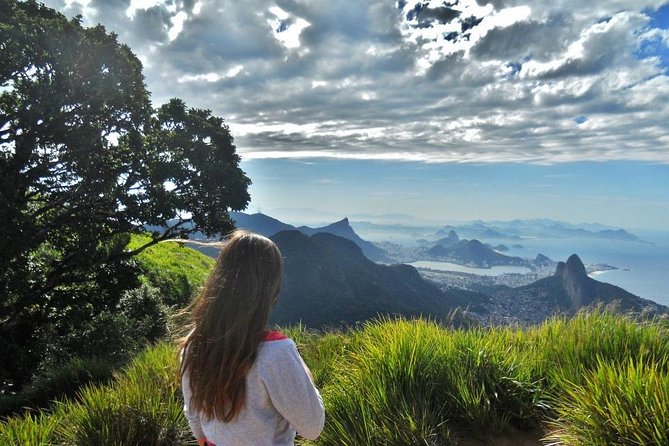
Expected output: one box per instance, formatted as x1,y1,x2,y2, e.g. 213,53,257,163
0,411,61,446
310,318,546,445
529,312,669,390
546,357,669,445
1,312,667,446
314,319,453,445
58,344,190,446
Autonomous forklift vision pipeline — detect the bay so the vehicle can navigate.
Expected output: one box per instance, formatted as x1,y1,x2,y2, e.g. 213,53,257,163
407,260,531,276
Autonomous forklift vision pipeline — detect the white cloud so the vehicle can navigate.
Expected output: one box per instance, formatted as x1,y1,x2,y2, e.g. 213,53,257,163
267,6,311,50
39,0,669,165
126,0,164,18
167,10,188,41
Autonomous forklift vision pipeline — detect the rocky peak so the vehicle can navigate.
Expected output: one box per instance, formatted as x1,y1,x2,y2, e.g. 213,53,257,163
554,254,594,310
329,217,350,229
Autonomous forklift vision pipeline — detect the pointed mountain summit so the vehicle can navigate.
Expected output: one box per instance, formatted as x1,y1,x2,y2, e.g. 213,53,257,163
512,254,665,315
555,254,596,309
432,230,460,247
534,253,553,266
230,212,390,262
490,253,667,324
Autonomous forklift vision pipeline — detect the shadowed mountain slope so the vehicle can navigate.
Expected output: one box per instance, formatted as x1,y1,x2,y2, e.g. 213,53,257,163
297,218,391,262
270,231,487,327
230,213,390,262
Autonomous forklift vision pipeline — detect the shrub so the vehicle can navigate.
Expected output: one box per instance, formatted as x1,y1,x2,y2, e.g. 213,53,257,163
38,310,144,369
0,357,113,417
118,284,170,342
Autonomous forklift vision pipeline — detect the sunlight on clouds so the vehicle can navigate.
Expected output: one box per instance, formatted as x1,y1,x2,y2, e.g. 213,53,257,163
267,6,311,50
125,0,164,18
42,0,669,166
63,0,94,21
399,0,531,73
232,122,321,137
177,65,244,83
168,11,188,41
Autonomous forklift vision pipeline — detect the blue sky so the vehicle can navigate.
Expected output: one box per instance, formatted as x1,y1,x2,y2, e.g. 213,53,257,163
42,0,669,230
242,159,669,229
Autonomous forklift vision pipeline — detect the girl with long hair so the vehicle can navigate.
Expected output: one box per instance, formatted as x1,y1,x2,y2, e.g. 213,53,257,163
179,230,324,446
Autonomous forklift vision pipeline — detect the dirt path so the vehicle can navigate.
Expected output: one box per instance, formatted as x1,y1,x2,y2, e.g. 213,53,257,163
456,429,551,446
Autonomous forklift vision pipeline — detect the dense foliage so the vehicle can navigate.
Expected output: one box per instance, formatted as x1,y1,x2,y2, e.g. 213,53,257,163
2,313,667,446
0,0,248,389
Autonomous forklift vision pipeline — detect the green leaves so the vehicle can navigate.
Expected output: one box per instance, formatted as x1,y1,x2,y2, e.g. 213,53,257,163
0,0,249,389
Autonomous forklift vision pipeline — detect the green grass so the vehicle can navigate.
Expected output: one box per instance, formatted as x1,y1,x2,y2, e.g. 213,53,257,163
128,234,215,307
58,344,190,446
2,312,668,446
0,411,62,446
547,356,669,446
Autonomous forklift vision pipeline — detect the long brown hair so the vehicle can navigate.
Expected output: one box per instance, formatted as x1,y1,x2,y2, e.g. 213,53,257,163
179,230,284,422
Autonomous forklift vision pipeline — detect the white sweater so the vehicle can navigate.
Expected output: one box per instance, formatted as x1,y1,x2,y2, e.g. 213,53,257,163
182,333,325,446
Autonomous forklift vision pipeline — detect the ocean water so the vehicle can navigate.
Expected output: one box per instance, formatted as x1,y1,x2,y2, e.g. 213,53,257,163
504,230,669,307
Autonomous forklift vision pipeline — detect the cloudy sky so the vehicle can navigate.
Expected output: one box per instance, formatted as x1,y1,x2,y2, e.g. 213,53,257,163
44,0,669,229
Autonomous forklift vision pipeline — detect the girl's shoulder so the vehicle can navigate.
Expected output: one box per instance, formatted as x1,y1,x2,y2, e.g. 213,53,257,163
257,331,296,363
262,330,290,342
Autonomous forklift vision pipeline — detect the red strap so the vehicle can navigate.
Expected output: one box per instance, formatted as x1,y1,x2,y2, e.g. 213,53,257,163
262,330,289,341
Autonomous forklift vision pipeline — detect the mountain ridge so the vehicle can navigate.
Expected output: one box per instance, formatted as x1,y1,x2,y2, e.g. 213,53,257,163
269,230,489,328
230,212,391,262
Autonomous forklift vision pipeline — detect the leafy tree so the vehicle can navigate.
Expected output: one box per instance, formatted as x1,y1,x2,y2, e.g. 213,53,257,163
0,0,250,388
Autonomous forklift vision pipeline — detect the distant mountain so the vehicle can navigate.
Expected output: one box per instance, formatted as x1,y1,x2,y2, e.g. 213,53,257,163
230,212,390,262
436,220,640,242
489,254,666,324
432,230,460,247
269,231,489,328
595,229,639,241
297,218,391,262
424,239,526,267
533,253,554,266
438,224,516,240
230,212,295,236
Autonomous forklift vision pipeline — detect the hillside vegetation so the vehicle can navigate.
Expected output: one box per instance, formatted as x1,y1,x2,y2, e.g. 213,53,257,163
0,235,214,417
129,234,215,306
2,312,668,446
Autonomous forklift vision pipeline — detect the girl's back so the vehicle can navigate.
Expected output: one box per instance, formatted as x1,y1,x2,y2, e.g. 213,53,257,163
179,231,324,446
183,332,324,446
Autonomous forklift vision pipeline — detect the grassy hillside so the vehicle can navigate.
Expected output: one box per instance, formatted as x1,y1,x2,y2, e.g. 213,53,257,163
129,234,215,306
2,312,668,445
